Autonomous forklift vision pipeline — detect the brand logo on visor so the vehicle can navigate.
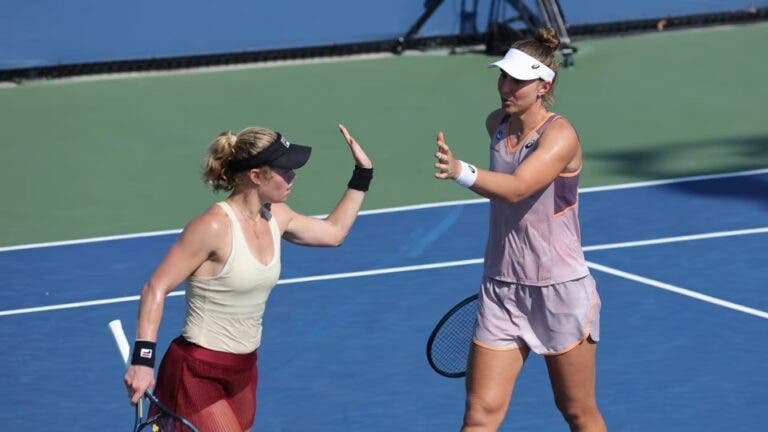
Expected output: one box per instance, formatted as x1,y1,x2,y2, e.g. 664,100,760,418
280,136,291,148
532,64,540,69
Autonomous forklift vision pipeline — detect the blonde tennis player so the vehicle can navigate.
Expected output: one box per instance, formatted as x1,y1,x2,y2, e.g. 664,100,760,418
124,124,373,431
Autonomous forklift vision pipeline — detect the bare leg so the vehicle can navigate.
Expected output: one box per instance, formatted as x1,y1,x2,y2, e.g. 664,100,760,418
462,343,529,431
545,338,606,432
189,399,243,431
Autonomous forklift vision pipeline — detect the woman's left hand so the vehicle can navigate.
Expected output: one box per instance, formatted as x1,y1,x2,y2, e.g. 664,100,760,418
434,131,461,180
338,124,373,169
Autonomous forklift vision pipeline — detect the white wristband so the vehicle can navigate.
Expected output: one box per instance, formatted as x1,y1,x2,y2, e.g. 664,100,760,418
455,160,478,188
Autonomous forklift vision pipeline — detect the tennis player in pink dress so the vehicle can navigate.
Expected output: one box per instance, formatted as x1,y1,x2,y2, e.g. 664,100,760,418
434,28,606,431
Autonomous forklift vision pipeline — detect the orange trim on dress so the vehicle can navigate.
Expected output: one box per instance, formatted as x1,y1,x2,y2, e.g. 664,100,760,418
472,339,523,352
553,201,579,217
543,280,599,356
558,166,582,177
504,113,558,154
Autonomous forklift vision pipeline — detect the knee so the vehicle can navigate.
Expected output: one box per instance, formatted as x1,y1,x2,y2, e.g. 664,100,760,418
463,394,508,429
555,397,602,429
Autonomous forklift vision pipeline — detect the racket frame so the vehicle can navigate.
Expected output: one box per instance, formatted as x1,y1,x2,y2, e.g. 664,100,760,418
108,319,200,432
425,294,479,378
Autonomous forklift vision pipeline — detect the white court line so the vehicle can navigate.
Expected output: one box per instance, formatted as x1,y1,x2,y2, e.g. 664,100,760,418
577,167,768,193
2,167,768,253
0,294,145,317
0,229,183,253
3,227,768,317
586,261,768,320
0,259,483,317
583,227,768,251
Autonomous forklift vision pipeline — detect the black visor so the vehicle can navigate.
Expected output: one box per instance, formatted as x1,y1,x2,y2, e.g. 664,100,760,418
228,133,312,172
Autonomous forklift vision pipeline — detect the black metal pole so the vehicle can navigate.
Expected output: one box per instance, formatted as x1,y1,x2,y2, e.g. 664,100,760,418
394,0,446,53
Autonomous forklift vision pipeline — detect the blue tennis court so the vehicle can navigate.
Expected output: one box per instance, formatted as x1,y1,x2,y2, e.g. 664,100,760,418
1,168,766,430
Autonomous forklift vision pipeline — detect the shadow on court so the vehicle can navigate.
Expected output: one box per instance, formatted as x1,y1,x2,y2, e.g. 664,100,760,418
588,134,768,206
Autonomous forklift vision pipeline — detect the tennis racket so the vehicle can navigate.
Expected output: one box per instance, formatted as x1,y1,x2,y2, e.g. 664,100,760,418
108,320,200,432
426,294,479,378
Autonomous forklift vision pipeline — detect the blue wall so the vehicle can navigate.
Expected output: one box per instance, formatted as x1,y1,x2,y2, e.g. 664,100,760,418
1,0,764,70
564,0,765,24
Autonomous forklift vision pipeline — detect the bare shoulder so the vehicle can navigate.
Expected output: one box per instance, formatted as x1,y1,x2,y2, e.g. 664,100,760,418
484,109,506,138
541,115,579,147
181,204,230,243
268,202,296,233
539,116,582,173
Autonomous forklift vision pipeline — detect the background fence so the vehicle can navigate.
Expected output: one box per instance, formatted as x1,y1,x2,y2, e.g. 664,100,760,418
2,0,765,72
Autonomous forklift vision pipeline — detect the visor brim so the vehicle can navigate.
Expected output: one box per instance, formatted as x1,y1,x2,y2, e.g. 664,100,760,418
269,144,312,170
489,60,543,81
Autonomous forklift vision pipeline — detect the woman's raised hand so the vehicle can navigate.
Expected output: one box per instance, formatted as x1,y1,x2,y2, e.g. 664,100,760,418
434,131,460,180
338,124,373,169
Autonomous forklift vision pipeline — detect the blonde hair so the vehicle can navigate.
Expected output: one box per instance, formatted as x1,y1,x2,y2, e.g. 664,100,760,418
511,27,560,108
202,127,277,191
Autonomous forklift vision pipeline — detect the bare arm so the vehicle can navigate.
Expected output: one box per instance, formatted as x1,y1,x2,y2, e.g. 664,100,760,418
434,119,579,203
275,189,365,247
124,210,225,403
280,124,373,247
135,216,221,341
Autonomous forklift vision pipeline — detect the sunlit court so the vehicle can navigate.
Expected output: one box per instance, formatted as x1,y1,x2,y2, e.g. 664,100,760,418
2,1,767,431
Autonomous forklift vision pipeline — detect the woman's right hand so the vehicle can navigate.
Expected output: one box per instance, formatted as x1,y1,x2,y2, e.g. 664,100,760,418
434,131,461,180
338,124,373,169
124,365,155,404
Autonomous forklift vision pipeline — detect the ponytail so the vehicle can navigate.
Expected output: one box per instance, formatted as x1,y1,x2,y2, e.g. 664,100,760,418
202,131,238,191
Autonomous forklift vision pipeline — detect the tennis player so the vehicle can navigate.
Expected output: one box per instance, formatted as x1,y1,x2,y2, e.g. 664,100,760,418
433,28,606,431
124,124,373,431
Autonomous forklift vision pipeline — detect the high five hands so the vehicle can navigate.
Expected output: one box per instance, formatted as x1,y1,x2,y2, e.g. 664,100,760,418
339,124,373,169
434,131,461,180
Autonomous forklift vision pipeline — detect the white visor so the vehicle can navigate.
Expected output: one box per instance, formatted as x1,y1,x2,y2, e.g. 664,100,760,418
489,48,556,82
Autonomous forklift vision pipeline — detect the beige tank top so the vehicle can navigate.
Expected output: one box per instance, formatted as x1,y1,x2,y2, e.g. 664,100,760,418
182,201,281,353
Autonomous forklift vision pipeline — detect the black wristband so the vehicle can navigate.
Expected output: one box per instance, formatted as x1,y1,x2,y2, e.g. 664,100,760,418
347,166,373,192
131,340,157,368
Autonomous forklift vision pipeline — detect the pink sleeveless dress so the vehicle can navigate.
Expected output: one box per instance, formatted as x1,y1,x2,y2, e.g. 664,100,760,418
473,113,601,355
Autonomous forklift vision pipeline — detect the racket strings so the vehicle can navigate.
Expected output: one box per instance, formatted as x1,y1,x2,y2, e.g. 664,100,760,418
430,298,478,376
138,412,196,432
137,396,199,432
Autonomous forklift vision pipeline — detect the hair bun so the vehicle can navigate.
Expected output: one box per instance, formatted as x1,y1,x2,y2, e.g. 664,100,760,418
535,27,560,52
225,131,238,149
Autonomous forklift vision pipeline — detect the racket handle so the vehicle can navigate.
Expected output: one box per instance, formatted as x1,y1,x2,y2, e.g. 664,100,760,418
108,319,131,367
